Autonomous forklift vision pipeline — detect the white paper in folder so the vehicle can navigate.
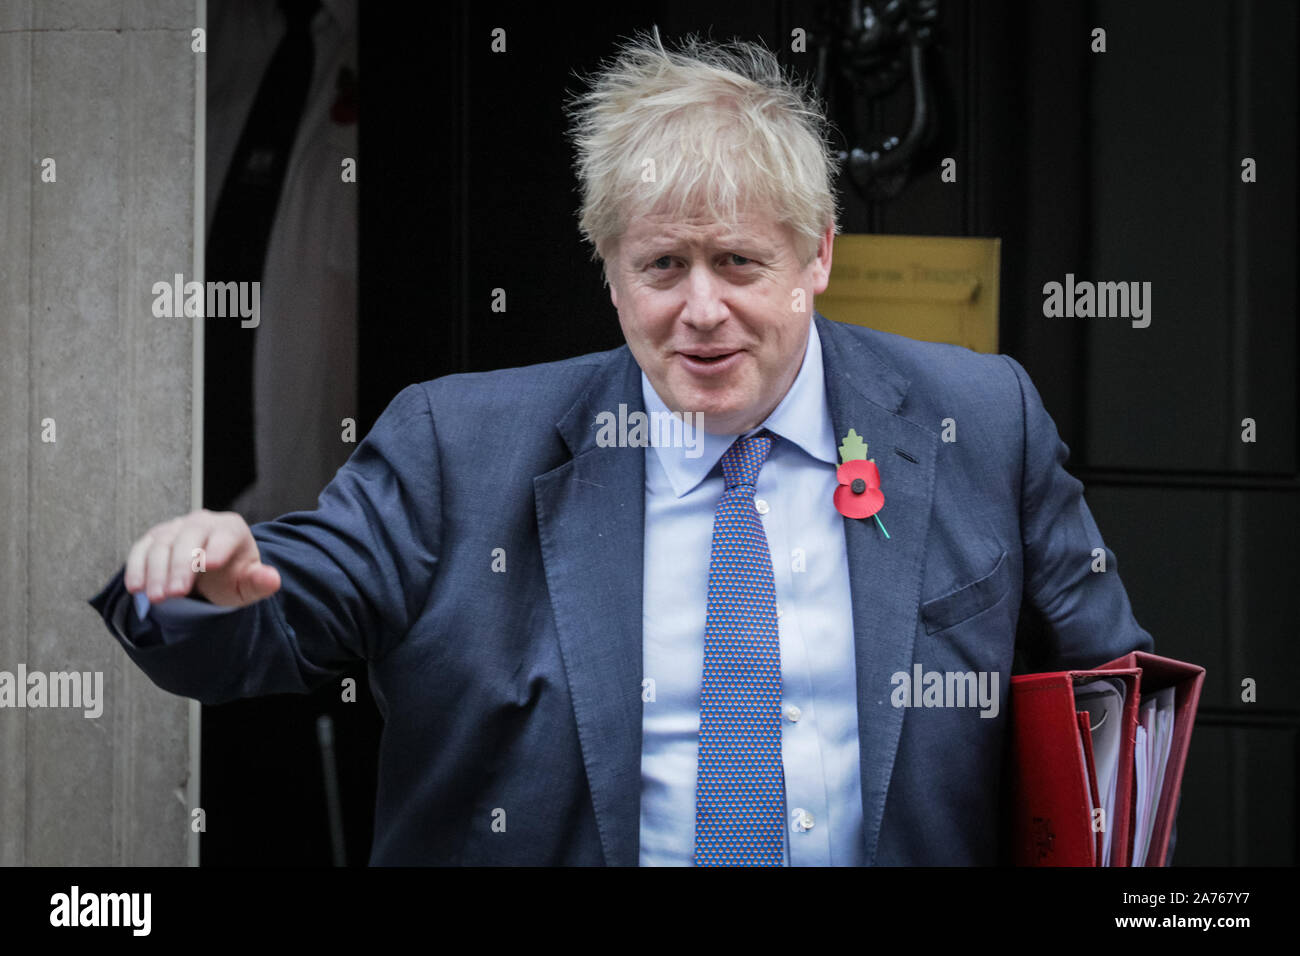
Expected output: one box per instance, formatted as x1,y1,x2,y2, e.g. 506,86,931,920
1133,687,1177,865
1073,677,1128,866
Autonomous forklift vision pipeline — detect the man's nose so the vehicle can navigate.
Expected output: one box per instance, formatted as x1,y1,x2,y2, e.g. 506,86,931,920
680,263,729,329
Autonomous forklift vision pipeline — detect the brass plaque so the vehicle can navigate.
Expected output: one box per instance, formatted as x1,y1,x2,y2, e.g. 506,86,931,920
818,234,1001,353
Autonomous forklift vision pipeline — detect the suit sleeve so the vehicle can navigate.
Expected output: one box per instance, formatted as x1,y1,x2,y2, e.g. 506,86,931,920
87,383,443,704
1001,354,1154,668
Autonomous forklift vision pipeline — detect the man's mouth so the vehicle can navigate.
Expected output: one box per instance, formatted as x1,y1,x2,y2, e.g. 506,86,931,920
677,350,743,374
679,349,738,362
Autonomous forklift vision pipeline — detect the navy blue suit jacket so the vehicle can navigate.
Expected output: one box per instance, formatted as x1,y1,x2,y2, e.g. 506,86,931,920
90,313,1154,864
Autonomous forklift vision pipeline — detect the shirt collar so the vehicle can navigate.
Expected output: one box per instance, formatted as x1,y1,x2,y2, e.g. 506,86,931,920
641,319,839,498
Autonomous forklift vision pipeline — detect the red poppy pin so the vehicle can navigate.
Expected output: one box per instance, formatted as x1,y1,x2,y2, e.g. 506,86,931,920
835,429,890,538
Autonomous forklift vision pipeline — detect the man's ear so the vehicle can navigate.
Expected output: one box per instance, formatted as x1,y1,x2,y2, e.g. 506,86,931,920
604,252,620,307
810,223,835,295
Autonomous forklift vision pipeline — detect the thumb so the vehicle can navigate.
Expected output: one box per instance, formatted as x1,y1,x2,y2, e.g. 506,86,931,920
238,561,281,603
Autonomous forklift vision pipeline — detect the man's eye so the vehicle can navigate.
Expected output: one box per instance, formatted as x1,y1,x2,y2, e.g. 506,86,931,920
728,253,752,266
650,256,674,269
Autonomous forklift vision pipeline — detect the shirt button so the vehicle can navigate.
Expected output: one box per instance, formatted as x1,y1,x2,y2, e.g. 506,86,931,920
792,808,814,832
784,704,802,723
754,498,770,515
775,603,783,619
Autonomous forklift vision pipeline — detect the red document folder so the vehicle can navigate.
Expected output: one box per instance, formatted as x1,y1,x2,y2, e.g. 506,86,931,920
1010,668,1141,866
1097,651,1206,867
1075,709,1104,864
1010,653,1204,866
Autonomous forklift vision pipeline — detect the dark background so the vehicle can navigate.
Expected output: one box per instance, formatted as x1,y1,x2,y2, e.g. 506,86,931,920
200,0,1298,866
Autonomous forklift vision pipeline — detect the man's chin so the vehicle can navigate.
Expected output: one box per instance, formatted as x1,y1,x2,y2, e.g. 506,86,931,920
664,387,728,422
694,401,761,436
655,372,762,434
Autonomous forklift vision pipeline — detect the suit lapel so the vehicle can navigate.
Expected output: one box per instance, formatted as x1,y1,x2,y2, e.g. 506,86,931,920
533,349,645,866
814,313,938,866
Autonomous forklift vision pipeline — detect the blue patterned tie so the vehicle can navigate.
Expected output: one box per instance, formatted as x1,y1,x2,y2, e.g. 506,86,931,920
694,429,784,866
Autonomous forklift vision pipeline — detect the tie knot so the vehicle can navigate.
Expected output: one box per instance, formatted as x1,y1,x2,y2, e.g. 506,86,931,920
720,430,773,490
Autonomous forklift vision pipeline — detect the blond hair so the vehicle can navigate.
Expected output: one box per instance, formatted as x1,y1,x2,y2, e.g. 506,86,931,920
565,28,841,273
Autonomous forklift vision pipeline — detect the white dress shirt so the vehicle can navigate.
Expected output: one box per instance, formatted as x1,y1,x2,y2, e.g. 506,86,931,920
638,319,867,865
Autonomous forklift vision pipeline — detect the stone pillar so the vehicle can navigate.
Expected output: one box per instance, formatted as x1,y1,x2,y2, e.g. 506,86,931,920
0,0,202,865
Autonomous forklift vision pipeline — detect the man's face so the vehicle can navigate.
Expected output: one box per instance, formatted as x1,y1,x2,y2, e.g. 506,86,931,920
607,209,834,435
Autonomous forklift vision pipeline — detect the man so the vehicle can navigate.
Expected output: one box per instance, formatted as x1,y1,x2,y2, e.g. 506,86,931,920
89,31,1153,865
